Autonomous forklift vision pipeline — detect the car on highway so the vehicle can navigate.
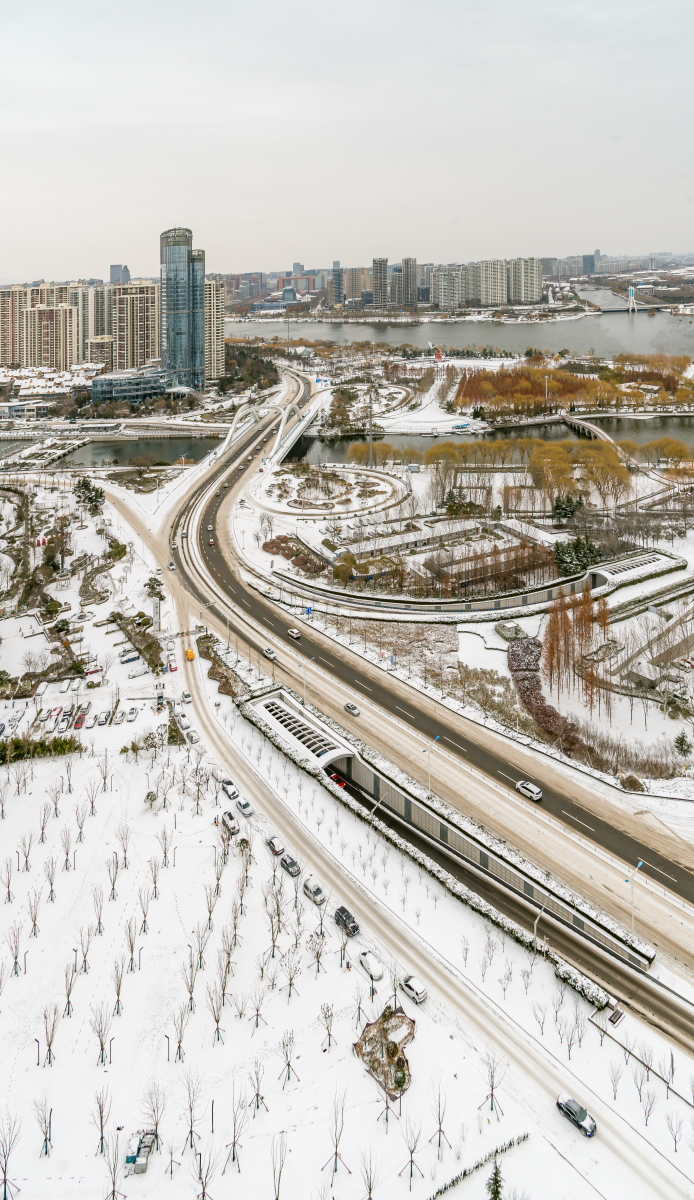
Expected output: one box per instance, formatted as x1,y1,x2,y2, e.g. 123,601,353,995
280,854,300,877
287,628,301,640
223,483,229,488
113,710,126,725
335,905,359,936
330,773,346,788
236,797,254,819
215,490,220,496
401,974,427,1004
556,1094,596,1137
222,778,239,799
267,835,284,856
303,875,326,906
85,713,98,729
207,525,213,531
181,530,187,538
126,707,138,722
97,710,111,726
263,648,277,661
179,715,191,730
359,950,384,981
515,780,542,802
188,730,200,744
168,562,176,571
222,810,239,836
172,540,177,549
344,702,360,716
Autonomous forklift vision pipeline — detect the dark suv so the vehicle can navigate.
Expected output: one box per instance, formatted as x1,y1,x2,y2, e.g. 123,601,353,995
335,905,359,937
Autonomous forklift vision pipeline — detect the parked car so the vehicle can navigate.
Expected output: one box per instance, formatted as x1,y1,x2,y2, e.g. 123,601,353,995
267,835,284,856
556,1094,596,1137
222,810,239,836
287,628,301,640
222,778,239,799
168,659,178,672
113,710,125,725
128,665,149,679
280,854,300,877
97,710,111,726
60,678,71,694
188,730,200,744
126,707,138,722
344,702,360,716
57,715,71,734
85,714,98,729
401,975,427,1004
179,715,191,731
0,722,5,736
236,797,253,819
335,906,359,936
263,648,277,660
303,875,326,906
120,653,140,665
71,678,81,692
515,780,543,802
182,691,192,703
359,950,384,981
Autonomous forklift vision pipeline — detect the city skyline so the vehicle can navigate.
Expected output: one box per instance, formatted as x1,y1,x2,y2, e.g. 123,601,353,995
0,0,691,279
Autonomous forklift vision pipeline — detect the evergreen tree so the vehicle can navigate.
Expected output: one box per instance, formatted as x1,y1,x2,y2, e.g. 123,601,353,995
675,732,692,759
486,1158,503,1199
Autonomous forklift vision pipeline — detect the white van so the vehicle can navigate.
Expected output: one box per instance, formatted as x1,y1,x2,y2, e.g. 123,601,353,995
128,665,149,679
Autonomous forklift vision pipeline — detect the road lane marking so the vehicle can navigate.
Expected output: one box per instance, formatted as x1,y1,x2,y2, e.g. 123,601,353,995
356,682,372,691
318,656,334,666
562,810,595,832
442,736,468,754
498,771,518,784
396,706,416,718
640,858,677,882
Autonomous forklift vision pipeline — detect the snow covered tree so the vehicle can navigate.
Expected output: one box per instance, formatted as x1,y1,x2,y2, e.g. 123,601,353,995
486,1157,503,1199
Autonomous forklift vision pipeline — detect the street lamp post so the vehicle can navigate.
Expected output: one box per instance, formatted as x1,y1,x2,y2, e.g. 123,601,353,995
625,860,644,934
533,905,545,950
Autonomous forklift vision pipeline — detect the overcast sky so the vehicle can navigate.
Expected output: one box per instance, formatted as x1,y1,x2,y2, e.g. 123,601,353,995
1,0,692,279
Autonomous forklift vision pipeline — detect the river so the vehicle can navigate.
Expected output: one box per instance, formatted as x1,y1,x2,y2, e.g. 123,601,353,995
226,286,694,359
60,436,222,467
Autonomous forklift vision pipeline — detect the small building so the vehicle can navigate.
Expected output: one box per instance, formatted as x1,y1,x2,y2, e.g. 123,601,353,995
624,658,658,689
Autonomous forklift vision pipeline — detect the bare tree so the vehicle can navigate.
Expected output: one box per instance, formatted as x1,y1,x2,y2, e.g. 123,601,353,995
33,1092,51,1157
360,1147,380,1200
64,962,77,1016
319,1002,335,1049
47,780,61,819
399,1119,422,1191
632,1063,646,1101
642,1088,656,1126
192,1142,220,1200
173,1004,189,1062
482,1050,506,1117
249,1060,268,1115
141,1081,166,1151
193,923,210,971
90,1003,112,1066
206,983,225,1045
74,804,87,843
594,1010,608,1046
92,1086,111,1155
124,917,137,972
18,831,34,872
429,1080,450,1155
0,859,12,904
43,856,56,903
116,823,131,869
666,1110,683,1153
639,1040,653,1080
204,884,217,931
608,1060,623,1100
248,985,266,1035
60,827,71,872
84,776,100,818
79,924,94,973
182,955,198,1012
139,887,151,935
181,1068,203,1152
157,825,173,866
93,885,104,935
27,888,41,937
5,922,22,977
282,948,301,1001
38,802,51,844
278,1030,299,1089
0,1110,21,1200
323,1087,349,1174
112,955,125,1015
43,1003,59,1066
222,1086,247,1173
149,857,160,899
103,1129,122,1200
271,1132,287,1200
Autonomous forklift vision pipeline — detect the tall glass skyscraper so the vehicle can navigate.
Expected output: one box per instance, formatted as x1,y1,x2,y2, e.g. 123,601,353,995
160,227,205,391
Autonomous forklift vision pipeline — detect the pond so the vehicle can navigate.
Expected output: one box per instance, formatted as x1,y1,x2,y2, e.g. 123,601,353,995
59,437,223,467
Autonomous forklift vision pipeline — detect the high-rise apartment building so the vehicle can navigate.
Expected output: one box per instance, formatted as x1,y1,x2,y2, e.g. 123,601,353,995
20,305,79,370
110,265,130,284
390,266,403,306
507,258,542,303
331,267,344,306
582,254,596,276
111,282,161,371
430,266,466,309
292,262,304,276
401,257,418,307
160,227,206,391
372,258,388,308
86,335,113,372
204,277,226,382
344,268,364,301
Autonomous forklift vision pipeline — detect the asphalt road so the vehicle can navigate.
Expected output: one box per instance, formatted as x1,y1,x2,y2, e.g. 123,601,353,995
170,445,694,916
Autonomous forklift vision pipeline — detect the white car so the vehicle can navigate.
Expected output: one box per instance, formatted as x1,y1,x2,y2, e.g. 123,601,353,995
222,778,238,799
344,702,360,717
179,715,191,731
113,710,125,725
303,875,326,906
188,730,200,744
401,974,427,1004
57,715,71,734
287,628,301,640
168,562,176,571
236,798,253,819
515,780,542,802
359,951,384,981
267,835,284,856
85,714,98,729
126,706,138,722
263,648,277,661
97,710,110,726
222,810,239,836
